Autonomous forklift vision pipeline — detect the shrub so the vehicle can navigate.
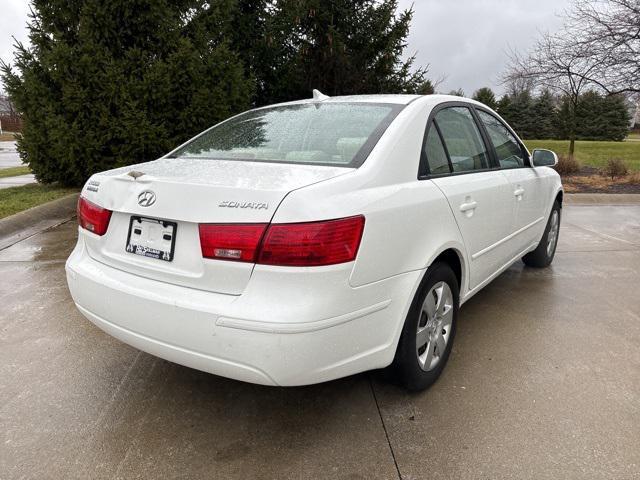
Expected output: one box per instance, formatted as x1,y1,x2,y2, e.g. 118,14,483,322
625,172,640,185
602,158,629,180
554,154,580,175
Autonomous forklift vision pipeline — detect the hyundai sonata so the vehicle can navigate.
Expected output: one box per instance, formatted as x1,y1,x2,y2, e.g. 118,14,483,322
66,92,562,390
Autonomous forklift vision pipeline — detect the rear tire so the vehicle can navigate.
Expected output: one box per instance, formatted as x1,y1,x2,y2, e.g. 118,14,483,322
522,201,561,268
391,262,459,391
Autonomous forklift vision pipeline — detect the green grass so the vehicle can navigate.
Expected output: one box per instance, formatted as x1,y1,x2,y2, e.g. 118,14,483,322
523,139,640,171
0,166,31,178
0,184,78,219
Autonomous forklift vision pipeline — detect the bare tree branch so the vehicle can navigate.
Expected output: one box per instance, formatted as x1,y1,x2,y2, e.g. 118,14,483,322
564,0,640,94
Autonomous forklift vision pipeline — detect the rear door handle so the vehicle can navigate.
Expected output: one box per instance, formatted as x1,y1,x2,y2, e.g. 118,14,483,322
514,187,525,197
459,200,477,212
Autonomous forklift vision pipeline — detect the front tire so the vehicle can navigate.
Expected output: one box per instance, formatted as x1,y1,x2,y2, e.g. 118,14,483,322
391,262,459,391
522,201,561,268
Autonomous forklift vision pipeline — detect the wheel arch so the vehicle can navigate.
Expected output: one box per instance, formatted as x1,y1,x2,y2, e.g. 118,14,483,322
431,248,463,292
424,244,467,295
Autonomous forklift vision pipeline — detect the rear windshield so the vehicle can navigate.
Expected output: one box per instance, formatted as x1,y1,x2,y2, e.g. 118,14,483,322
168,103,402,167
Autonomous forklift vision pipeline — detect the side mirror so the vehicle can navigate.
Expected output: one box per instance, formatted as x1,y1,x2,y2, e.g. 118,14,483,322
531,149,558,167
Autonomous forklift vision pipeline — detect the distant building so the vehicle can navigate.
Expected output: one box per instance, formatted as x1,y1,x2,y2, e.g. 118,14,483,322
0,95,22,132
0,95,14,115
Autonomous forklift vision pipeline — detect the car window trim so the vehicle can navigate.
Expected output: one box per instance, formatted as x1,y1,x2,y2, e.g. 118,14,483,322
468,107,500,169
419,101,496,179
471,106,532,169
421,119,453,175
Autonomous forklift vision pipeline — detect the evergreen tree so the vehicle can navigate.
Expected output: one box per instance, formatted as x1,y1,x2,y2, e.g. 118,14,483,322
553,96,573,140
1,0,254,186
496,95,512,117
497,91,535,139
472,87,497,110
598,94,631,141
499,89,628,141
234,0,432,106
530,89,555,139
575,90,605,140
556,91,630,141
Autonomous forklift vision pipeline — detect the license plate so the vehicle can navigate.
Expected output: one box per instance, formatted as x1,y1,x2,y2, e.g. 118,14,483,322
126,216,177,262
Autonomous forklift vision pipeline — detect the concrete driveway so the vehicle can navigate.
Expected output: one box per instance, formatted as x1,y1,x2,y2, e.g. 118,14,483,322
1,204,639,479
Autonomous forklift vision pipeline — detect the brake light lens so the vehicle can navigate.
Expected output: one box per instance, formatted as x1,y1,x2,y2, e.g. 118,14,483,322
199,216,365,266
199,223,268,262
258,216,365,266
77,196,112,236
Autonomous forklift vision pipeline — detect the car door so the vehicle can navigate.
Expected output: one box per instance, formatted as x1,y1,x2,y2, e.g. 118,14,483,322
422,105,515,291
475,109,546,253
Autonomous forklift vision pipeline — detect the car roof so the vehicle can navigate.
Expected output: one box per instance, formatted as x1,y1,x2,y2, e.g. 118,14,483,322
265,94,483,108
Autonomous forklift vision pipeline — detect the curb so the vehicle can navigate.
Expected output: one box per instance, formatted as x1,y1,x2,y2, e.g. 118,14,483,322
565,193,640,205
0,193,79,250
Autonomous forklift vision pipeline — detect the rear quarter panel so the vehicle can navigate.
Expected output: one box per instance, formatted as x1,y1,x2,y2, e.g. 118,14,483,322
271,97,468,290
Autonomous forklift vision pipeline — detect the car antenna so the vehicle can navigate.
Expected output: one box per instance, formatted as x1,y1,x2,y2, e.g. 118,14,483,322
312,89,329,101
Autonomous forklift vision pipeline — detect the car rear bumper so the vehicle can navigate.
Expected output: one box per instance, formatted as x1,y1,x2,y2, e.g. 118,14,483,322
66,235,422,386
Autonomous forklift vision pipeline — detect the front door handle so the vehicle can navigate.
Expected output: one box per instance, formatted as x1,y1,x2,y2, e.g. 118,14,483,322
459,200,477,213
514,187,525,197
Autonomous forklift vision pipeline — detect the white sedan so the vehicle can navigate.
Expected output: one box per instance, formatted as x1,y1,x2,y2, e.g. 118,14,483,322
66,93,562,390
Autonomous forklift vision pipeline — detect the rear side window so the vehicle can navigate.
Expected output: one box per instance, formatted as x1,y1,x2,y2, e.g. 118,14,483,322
476,110,526,168
434,107,489,173
423,127,450,175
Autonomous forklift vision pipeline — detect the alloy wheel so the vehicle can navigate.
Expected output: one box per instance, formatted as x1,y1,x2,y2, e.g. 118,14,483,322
416,281,453,371
547,210,559,257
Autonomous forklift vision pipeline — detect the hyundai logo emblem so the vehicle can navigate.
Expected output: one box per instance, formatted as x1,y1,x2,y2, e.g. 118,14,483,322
138,190,156,207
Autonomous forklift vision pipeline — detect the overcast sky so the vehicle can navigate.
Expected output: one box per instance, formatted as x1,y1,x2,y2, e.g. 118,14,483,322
397,0,571,95
0,0,30,69
1,0,570,96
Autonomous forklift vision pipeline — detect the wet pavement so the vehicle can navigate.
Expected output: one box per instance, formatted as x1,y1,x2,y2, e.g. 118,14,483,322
0,141,35,189
0,141,21,169
0,174,36,189
1,205,639,479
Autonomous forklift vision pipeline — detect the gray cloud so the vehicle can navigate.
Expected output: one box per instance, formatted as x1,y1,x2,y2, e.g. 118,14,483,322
398,0,571,96
0,0,30,70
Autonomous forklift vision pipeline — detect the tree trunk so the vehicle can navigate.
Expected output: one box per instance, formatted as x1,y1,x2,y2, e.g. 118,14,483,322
569,137,575,157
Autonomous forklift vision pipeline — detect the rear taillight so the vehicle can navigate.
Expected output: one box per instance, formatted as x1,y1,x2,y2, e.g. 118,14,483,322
199,224,268,262
199,216,365,267
258,216,365,266
77,196,112,236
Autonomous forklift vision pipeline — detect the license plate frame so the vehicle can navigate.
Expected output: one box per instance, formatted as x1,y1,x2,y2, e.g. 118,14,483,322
125,216,177,262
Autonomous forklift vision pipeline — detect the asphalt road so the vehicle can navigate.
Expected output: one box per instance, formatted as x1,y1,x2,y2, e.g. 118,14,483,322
1,204,639,479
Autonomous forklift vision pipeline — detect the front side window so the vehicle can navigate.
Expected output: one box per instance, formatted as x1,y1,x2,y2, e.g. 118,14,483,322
434,107,489,173
476,110,526,168
168,103,400,167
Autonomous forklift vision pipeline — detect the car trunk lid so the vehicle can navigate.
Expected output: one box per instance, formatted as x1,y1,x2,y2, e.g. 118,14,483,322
80,157,352,295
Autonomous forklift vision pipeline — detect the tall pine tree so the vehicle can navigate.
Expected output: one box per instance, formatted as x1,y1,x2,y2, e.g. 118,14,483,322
496,91,535,139
472,87,497,110
233,0,432,106
1,0,254,186
598,94,631,141
530,89,555,139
